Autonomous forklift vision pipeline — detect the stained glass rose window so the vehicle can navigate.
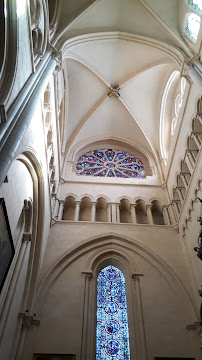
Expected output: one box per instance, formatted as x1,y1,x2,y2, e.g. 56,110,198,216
76,149,145,178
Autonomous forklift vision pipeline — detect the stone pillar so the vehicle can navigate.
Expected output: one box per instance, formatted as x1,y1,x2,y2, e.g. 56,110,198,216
107,203,111,222
192,133,201,149
180,174,188,190
131,204,137,224
91,202,96,222
185,153,194,173
74,201,81,221
187,150,196,167
80,272,92,360
146,204,153,224
131,274,148,360
172,201,180,220
15,313,40,360
162,205,170,225
176,188,184,203
167,204,176,225
116,204,120,223
111,203,117,223
58,200,65,220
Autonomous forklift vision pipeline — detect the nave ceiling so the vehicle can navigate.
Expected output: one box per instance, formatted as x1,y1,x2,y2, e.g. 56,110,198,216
50,0,197,176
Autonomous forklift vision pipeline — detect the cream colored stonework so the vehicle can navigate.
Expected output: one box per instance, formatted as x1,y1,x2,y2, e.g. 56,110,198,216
0,1,202,360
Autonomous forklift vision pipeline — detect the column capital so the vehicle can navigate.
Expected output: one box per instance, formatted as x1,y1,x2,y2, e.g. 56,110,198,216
132,273,144,281
146,203,152,209
18,313,40,332
75,200,81,205
186,322,202,336
82,271,93,280
22,233,32,243
130,203,137,208
58,199,65,205
91,201,97,206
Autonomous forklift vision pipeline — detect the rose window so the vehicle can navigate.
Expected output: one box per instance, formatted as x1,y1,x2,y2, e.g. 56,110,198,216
76,149,145,178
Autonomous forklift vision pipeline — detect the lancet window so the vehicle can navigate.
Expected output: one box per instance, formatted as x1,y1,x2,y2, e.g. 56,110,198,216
76,149,145,178
188,0,202,13
96,265,130,360
186,12,201,41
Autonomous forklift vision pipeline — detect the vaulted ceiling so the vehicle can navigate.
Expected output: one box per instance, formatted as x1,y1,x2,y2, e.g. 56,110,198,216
52,0,194,178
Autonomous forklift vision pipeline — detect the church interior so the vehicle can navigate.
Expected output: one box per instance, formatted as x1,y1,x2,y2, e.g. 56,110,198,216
0,0,202,359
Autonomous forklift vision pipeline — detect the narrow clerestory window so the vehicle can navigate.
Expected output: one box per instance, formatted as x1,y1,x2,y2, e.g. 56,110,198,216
186,12,201,41
96,265,130,360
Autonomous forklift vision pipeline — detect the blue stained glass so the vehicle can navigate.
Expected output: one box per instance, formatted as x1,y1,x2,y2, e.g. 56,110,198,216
76,149,145,178
96,265,130,360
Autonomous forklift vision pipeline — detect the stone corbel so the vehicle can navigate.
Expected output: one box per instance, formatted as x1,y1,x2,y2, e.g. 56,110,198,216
18,313,40,331
82,271,93,280
132,273,144,281
44,103,51,112
49,24,57,36
48,44,62,74
59,177,65,185
22,233,32,243
173,224,179,233
186,322,202,336
50,217,57,227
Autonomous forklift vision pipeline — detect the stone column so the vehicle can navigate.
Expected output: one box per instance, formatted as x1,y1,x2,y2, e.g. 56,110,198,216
172,201,180,220
187,150,196,167
116,203,120,223
131,204,137,224
80,272,92,360
162,205,170,225
15,313,40,360
176,188,184,203
131,274,148,360
185,153,194,173
111,203,117,223
180,173,188,190
146,204,153,224
58,200,65,220
192,133,201,149
107,203,111,222
74,201,81,221
91,202,96,222
167,204,176,225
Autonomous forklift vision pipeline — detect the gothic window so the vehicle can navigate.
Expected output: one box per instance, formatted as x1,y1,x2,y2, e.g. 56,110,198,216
76,149,145,178
186,13,201,41
96,265,130,360
188,0,202,13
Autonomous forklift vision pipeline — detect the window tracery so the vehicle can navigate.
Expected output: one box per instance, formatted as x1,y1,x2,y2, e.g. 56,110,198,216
171,78,186,136
76,149,145,178
186,12,201,41
188,0,202,13
96,265,130,360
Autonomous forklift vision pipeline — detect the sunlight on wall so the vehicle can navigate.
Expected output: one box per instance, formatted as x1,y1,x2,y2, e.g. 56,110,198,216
16,0,26,17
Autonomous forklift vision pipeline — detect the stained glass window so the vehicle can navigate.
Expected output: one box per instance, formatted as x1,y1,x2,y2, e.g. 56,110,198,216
186,13,201,41
188,0,202,13
76,149,145,178
96,266,130,360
